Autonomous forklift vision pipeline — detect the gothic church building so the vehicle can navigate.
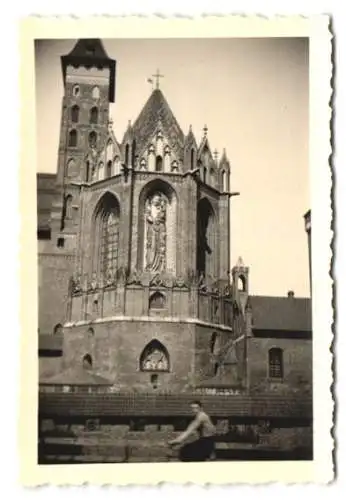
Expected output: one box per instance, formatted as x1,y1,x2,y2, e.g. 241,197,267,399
38,39,312,395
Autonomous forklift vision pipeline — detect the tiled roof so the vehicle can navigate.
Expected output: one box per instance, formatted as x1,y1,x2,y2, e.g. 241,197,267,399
37,173,56,232
131,89,185,159
250,295,312,333
61,39,116,102
39,334,63,352
39,392,312,419
40,366,113,386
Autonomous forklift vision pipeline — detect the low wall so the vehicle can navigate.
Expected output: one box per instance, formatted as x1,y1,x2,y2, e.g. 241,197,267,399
38,392,313,463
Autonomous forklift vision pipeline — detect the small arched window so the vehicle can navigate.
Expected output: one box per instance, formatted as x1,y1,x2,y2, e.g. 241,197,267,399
72,85,80,97
82,354,93,370
53,323,63,335
191,148,195,169
92,86,100,99
66,158,75,177
149,291,166,310
238,275,246,292
155,155,163,172
268,348,283,379
90,107,98,124
68,129,77,147
89,131,97,148
86,161,91,182
64,194,73,219
87,327,94,337
71,105,79,123
140,340,169,372
106,160,112,178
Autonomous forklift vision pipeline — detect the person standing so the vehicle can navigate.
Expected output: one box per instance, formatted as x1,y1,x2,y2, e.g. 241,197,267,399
168,400,216,461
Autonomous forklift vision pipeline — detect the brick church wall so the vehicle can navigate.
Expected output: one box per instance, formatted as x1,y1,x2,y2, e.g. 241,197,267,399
63,320,195,391
38,253,74,334
247,337,312,394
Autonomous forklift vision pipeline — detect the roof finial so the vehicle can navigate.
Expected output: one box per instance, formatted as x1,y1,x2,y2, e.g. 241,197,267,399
214,149,219,162
108,117,113,131
203,124,208,137
152,69,164,90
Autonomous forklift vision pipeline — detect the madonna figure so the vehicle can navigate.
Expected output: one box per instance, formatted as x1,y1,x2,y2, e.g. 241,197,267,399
145,193,167,272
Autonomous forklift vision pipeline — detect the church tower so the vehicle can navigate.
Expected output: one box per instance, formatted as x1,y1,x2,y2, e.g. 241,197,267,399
61,54,239,392
50,39,116,252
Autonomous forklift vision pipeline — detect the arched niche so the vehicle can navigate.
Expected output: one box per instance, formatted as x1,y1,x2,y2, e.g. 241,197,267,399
137,179,178,274
139,340,170,372
196,198,217,277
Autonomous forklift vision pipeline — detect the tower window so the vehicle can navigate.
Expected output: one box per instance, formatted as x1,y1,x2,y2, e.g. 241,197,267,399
71,105,79,123
90,107,99,125
89,131,97,148
57,237,65,248
268,348,283,379
92,86,100,99
72,85,80,97
203,167,207,183
106,160,112,178
68,129,77,147
150,374,158,389
64,194,73,219
238,275,246,292
155,155,163,172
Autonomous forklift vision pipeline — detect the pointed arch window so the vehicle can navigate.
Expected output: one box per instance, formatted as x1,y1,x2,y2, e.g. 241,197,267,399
268,348,284,379
90,107,99,124
149,291,166,309
88,131,97,148
196,198,216,277
94,193,120,278
82,354,93,370
92,86,100,99
203,166,207,183
131,139,136,167
68,129,77,147
86,161,91,182
53,323,63,335
106,160,112,178
155,155,163,172
71,105,79,123
191,148,195,169
140,340,170,372
64,194,73,219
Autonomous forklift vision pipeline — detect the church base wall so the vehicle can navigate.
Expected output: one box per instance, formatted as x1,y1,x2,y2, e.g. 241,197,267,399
62,320,197,391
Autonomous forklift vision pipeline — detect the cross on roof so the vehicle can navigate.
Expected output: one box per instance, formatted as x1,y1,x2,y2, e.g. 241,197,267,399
152,69,164,89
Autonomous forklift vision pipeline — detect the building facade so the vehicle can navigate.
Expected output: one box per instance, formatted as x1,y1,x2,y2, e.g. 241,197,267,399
38,39,312,397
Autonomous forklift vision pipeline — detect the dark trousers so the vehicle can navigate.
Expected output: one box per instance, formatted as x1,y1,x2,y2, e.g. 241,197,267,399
179,437,215,462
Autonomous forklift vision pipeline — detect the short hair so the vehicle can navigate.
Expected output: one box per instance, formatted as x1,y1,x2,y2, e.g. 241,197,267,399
190,400,202,407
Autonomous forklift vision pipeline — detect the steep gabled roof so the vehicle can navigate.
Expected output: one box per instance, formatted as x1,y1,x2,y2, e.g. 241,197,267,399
250,295,312,333
130,89,185,158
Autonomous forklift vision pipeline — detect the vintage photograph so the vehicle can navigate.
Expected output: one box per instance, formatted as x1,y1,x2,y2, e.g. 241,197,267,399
35,34,314,466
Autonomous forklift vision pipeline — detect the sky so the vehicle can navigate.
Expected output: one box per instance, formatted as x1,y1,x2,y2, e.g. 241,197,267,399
35,37,310,298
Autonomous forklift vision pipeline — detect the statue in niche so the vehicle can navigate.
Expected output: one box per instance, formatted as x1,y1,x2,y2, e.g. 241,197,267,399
145,193,167,272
